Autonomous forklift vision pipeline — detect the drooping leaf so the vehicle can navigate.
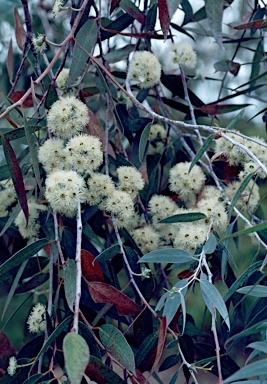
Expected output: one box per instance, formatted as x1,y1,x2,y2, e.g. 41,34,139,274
159,354,179,372
139,122,152,162
120,0,145,25
14,6,26,51
104,44,135,63
85,356,127,384
99,324,135,372
225,319,267,349
237,285,267,297
87,281,141,316
223,221,267,240
67,19,98,87
151,316,167,373
138,248,195,264
250,40,264,87
189,134,215,173
94,244,121,263
247,341,267,354
2,260,27,320
205,0,224,48
226,108,245,130
81,249,104,282
158,0,171,40
24,117,42,191
44,84,58,109
167,0,182,19
228,173,254,218
1,134,29,224
30,316,72,373
7,38,13,83
101,13,134,41
64,259,77,312
214,60,240,76
159,212,206,224
200,276,230,329
203,234,217,254
0,239,49,277
79,322,101,359
15,272,49,294
63,332,90,384
223,359,267,383
197,103,251,115
162,279,188,325
233,19,267,30
22,374,45,384
135,332,158,368
0,94,24,126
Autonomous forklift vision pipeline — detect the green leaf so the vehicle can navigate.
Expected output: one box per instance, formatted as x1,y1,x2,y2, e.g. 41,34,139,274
237,285,267,297
169,371,179,384
24,118,42,191
139,122,152,162
189,134,215,173
247,341,267,354
104,45,135,64
101,13,134,41
0,239,49,277
159,354,179,372
200,276,230,329
159,212,206,224
45,84,58,109
225,320,267,349
205,0,224,48
30,316,72,373
223,221,267,240
64,259,77,311
163,280,188,325
250,40,264,87
120,0,145,25
0,94,24,127
99,324,135,372
94,244,121,262
138,248,195,264
224,261,262,302
221,222,235,283
135,332,158,367
63,332,90,384
203,234,217,254
226,108,245,130
223,359,267,383
2,260,27,320
67,19,98,87
228,173,254,218
22,373,44,384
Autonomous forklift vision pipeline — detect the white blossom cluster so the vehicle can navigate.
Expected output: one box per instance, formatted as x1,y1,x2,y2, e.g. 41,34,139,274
27,303,46,333
127,51,161,89
163,42,197,72
147,124,167,155
15,200,47,239
0,179,17,217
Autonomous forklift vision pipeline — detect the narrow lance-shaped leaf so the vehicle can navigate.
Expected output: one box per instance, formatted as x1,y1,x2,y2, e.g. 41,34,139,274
0,238,49,277
64,259,77,312
200,276,230,329
151,316,167,373
139,122,151,162
159,212,206,224
237,285,267,297
223,221,267,240
67,19,98,87
189,134,215,173
24,117,42,192
228,173,254,218
226,108,245,130
14,6,26,51
223,359,267,383
94,244,121,263
99,324,135,373
158,0,171,40
63,332,90,384
7,38,13,84
1,134,28,224
205,0,224,48
138,248,196,264
120,0,145,25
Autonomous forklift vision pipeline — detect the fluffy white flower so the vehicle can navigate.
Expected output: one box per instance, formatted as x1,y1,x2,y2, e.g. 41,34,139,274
240,161,266,179
167,43,197,69
32,34,47,53
131,226,160,254
224,180,260,212
147,124,167,155
45,170,87,217
7,356,17,376
66,134,103,173
86,173,115,205
149,195,177,224
38,138,69,174
47,96,89,139
127,51,161,89
215,131,246,166
52,0,64,16
117,166,145,196
27,303,46,333
15,201,47,239
56,68,70,89
104,190,134,218
0,182,17,217
169,162,206,201
174,222,207,254
197,197,228,232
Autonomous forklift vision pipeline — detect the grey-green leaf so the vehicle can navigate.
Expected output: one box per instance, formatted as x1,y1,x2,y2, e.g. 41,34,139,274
63,333,90,384
223,359,267,383
94,244,121,263
200,277,230,329
138,249,195,264
99,324,135,373
203,234,217,254
139,122,152,162
189,134,215,173
64,259,77,311
237,285,267,297
67,19,98,87
159,212,206,224
205,0,224,48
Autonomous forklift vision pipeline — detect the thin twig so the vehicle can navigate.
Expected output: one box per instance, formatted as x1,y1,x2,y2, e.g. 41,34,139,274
211,304,223,384
73,199,82,333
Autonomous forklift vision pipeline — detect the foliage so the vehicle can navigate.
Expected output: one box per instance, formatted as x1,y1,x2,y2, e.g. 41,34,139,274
1,1,267,383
